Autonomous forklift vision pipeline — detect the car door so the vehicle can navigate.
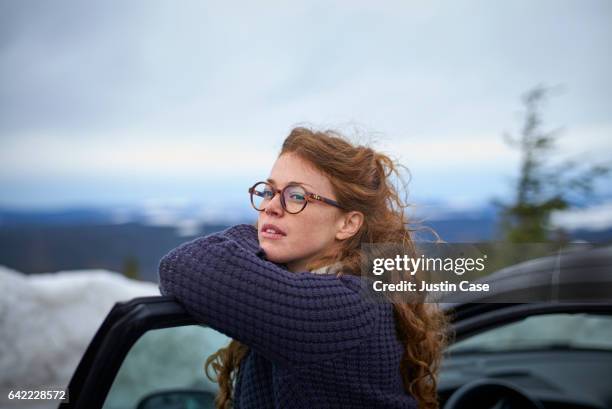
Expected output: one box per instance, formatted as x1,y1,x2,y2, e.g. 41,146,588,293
58,295,232,409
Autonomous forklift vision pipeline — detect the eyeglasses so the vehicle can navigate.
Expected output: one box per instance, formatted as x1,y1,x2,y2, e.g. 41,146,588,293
248,181,345,214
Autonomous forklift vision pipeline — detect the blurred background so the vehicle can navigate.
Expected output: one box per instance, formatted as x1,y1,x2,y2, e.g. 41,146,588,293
1,0,610,281
0,0,611,403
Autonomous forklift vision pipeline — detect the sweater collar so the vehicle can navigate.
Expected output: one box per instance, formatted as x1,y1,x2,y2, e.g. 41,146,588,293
310,261,343,275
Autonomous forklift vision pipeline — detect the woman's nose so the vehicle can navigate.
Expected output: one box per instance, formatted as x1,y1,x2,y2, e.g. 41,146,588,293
265,191,284,216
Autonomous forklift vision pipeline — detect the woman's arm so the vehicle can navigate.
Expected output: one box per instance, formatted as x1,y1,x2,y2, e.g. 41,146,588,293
158,224,380,367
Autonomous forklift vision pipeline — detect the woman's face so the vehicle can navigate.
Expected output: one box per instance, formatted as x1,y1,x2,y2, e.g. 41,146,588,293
257,153,347,272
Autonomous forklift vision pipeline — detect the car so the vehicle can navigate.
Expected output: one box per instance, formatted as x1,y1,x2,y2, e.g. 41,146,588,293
58,245,612,409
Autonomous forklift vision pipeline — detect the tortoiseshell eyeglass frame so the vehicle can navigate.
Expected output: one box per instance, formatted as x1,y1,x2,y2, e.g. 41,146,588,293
248,181,345,214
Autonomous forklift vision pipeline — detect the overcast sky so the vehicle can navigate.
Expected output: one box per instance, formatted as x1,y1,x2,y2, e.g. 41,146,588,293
1,0,611,213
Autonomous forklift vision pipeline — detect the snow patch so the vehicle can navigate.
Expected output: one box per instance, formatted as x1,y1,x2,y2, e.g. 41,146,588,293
0,266,159,409
551,202,612,232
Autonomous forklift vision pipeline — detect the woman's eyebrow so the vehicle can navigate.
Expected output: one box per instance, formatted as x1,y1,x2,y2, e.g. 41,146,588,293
266,178,313,188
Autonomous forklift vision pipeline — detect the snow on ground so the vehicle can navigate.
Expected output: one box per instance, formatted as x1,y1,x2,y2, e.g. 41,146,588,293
0,266,159,409
551,202,612,231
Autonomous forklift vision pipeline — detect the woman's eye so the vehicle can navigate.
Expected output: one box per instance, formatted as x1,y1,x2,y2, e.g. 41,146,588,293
263,190,274,198
289,193,305,201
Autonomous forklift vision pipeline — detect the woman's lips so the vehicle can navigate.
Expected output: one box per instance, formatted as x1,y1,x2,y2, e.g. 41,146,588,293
261,230,286,240
260,223,287,239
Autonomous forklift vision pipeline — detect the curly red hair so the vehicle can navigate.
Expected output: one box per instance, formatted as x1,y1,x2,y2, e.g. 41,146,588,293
205,126,450,409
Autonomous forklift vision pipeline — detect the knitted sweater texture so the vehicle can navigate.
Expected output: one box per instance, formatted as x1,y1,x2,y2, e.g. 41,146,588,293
158,223,418,409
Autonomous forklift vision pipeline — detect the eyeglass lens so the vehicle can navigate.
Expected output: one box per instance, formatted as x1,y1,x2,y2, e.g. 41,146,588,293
251,182,307,213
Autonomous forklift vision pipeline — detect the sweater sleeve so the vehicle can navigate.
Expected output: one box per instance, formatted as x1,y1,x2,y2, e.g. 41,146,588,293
158,223,380,367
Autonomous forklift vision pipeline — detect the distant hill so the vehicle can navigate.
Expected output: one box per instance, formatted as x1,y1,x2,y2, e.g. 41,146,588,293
0,208,113,225
1,206,610,281
0,223,230,282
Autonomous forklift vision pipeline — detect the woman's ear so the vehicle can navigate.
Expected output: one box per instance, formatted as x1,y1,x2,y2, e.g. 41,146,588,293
335,211,364,241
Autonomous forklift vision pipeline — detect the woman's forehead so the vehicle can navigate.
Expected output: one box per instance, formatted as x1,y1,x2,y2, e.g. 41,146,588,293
268,154,331,192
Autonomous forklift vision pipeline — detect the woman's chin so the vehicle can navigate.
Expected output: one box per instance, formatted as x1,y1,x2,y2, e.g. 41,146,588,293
261,246,291,264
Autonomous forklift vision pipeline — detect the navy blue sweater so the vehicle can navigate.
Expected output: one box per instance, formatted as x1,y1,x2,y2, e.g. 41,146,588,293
158,223,418,409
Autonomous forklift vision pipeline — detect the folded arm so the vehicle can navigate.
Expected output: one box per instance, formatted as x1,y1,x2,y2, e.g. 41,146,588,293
158,224,379,367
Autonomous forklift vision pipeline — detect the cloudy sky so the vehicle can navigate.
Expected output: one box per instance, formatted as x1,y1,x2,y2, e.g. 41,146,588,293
1,0,611,215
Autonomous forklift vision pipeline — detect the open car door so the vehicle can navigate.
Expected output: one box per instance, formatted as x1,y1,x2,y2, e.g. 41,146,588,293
59,296,230,409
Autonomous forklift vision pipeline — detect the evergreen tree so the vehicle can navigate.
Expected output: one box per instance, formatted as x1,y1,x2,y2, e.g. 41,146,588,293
496,85,609,244
122,256,141,280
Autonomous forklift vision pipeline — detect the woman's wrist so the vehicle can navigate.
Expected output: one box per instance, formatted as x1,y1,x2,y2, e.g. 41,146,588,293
219,223,263,256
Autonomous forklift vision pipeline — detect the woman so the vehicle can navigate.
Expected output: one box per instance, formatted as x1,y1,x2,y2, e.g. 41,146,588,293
158,127,449,409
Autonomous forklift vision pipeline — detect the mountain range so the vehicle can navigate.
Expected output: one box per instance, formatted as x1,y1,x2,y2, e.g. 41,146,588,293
1,204,610,282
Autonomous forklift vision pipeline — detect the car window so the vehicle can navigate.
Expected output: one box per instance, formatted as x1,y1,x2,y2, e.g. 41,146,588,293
448,313,612,354
101,325,231,409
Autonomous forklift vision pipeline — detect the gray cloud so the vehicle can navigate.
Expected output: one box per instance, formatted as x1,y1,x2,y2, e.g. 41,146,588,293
1,0,610,139
0,0,610,206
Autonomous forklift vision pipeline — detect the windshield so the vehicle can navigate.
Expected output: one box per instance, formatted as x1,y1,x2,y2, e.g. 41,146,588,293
448,313,612,354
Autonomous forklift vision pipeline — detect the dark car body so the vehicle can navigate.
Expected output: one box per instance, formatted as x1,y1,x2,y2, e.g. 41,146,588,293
59,245,612,409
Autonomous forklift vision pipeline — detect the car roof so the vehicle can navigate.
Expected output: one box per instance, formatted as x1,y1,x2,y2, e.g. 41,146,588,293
437,244,612,307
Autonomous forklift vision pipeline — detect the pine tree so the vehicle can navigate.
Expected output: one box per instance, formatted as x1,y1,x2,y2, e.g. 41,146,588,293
496,85,609,244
